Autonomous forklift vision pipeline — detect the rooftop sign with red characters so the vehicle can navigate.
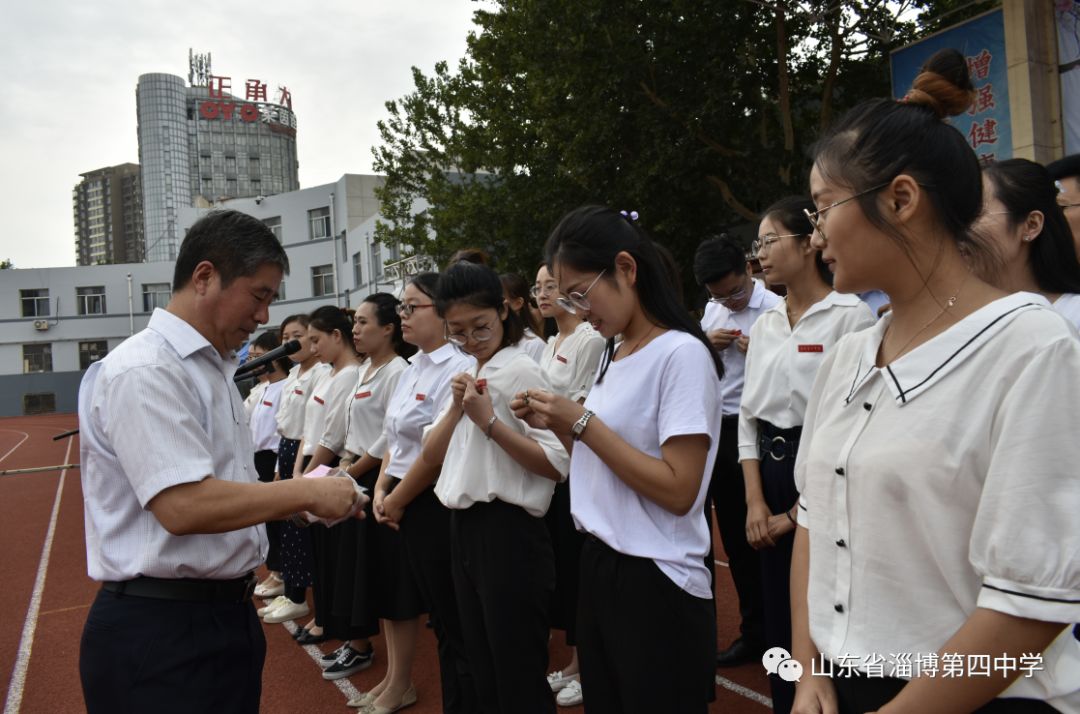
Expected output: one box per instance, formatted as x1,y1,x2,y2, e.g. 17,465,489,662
197,73,297,136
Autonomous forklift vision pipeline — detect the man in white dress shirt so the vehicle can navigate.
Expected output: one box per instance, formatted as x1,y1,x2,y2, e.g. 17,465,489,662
78,210,364,714
694,234,781,667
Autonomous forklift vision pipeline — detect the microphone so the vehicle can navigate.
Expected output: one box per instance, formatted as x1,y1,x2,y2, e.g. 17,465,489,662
234,340,301,381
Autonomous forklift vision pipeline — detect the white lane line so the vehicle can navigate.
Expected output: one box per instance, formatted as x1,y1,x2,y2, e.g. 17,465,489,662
280,619,364,703
0,430,30,466
3,435,74,714
716,674,773,708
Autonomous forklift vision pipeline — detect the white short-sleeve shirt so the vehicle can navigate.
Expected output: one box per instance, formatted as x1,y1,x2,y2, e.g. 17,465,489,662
700,279,782,416
519,330,547,363
538,321,607,402
381,344,475,479
343,356,408,459
434,344,569,517
276,362,330,441
243,380,267,420
1053,292,1080,330
570,330,723,599
794,294,1080,709
301,364,355,458
738,291,875,460
249,380,284,452
78,308,267,581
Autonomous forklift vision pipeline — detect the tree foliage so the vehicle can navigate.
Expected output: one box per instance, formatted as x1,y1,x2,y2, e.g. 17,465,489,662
372,0,983,296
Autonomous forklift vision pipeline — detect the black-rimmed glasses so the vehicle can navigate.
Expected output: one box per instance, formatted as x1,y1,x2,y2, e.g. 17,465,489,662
396,303,434,318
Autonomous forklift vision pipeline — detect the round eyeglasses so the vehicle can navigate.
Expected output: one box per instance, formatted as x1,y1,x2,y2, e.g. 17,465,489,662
529,282,560,298
445,323,495,346
555,270,606,315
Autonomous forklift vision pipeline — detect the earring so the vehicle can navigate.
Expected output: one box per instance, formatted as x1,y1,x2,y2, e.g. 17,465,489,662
1022,234,1034,243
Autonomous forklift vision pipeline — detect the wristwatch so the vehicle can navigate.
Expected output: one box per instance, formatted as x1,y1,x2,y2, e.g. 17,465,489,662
571,409,595,441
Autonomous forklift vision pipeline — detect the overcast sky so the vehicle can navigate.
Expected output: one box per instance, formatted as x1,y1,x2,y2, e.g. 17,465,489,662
0,0,478,268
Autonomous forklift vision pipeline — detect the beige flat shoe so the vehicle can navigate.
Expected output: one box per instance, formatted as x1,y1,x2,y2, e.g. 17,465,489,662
361,685,417,714
346,691,375,708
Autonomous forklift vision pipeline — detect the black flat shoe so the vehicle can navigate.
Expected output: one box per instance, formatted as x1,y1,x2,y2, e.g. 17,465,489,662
295,629,330,645
715,638,764,668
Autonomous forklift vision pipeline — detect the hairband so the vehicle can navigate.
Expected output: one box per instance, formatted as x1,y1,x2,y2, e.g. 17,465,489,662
620,210,640,222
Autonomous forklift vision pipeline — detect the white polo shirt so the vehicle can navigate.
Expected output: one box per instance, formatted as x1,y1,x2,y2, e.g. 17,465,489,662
303,363,357,458
381,344,475,479
700,279,782,417
276,362,330,441
249,380,285,452
795,294,1080,709
433,344,569,517
519,330,547,363
343,356,408,460
570,330,723,599
78,308,266,581
738,291,875,460
538,321,607,402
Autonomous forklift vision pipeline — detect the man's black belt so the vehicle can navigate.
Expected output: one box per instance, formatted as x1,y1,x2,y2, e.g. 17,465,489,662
102,573,257,603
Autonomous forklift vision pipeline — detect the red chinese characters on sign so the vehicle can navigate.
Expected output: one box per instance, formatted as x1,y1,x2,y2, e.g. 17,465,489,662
245,79,268,102
966,49,992,81
277,86,292,110
968,118,999,149
208,75,232,98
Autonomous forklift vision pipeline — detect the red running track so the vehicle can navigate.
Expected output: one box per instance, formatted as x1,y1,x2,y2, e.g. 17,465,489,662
0,413,772,713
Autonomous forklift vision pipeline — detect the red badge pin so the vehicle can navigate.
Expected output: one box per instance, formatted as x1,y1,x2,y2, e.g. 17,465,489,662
556,354,568,364
798,344,824,353
475,378,487,394
262,401,273,407
294,389,304,396
313,395,325,405
354,391,372,400
415,393,427,401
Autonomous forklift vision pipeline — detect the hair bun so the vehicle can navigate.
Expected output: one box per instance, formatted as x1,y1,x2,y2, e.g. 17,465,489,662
903,48,975,119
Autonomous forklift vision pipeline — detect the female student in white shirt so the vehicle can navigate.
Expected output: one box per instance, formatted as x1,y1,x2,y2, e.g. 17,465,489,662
515,205,724,714
244,330,291,598
422,261,570,714
791,49,1080,714
532,263,606,706
288,306,363,646
974,158,1080,329
260,314,328,621
739,196,875,713
502,271,548,361
321,294,415,692
364,273,478,713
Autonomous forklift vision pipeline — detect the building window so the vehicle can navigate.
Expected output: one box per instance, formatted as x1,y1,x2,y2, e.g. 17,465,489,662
76,286,107,315
79,340,108,369
142,282,171,312
309,207,331,240
23,344,53,373
369,241,382,281
23,393,56,416
20,289,49,317
311,265,335,298
263,216,282,242
352,251,363,287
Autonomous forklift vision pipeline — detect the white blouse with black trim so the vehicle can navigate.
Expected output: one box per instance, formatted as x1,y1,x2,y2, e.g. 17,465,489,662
794,293,1080,709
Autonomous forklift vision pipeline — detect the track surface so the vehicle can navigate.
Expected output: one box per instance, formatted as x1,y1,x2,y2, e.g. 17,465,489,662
1,413,772,713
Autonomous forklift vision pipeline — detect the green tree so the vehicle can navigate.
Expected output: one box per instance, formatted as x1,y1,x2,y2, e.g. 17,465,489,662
0,258,13,269
372,1,970,297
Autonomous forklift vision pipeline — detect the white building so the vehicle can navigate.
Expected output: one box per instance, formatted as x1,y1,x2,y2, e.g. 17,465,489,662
0,173,433,417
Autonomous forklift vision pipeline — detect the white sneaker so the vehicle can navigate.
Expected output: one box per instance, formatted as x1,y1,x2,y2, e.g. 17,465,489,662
257,595,288,617
263,599,310,624
254,574,284,598
547,670,579,693
556,679,583,707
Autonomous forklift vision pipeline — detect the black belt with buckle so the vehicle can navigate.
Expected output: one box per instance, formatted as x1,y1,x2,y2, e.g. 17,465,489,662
758,421,803,462
102,573,257,603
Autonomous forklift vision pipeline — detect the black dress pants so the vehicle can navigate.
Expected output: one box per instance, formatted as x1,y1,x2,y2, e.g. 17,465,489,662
450,499,555,714
577,536,716,714
401,485,478,714
705,415,765,649
80,588,265,714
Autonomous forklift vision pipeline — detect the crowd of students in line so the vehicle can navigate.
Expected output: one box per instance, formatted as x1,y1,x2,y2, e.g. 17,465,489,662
238,48,1079,714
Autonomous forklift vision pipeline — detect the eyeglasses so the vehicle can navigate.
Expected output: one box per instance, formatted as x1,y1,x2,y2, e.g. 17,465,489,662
445,321,495,346
708,275,753,305
529,282,559,298
804,182,891,241
396,303,434,318
556,270,606,315
751,233,802,256
1058,202,1080,212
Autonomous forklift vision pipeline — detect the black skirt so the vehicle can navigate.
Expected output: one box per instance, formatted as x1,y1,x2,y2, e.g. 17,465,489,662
544,479,583,644
371,476,426,621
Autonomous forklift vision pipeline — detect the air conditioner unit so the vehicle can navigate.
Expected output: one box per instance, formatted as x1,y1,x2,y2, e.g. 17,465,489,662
33,320,49,331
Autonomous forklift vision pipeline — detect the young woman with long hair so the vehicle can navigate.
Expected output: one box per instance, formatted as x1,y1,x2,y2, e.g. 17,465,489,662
513,205,724,713
422,261,570,714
